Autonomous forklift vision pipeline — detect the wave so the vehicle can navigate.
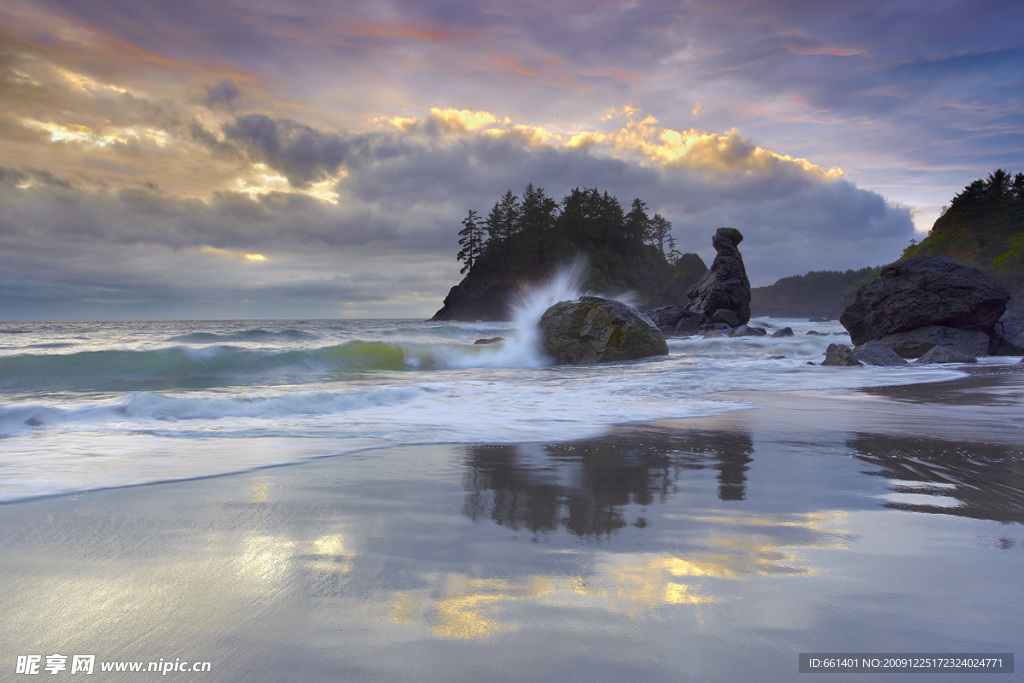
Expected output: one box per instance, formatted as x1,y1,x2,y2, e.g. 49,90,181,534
0,336,558,392
167,328,318,343
0,385,428,437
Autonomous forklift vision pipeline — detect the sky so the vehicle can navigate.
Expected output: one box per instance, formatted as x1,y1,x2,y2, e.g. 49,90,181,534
1,0,1022,319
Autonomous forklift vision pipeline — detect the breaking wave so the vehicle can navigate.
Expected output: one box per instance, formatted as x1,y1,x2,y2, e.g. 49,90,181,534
167,328,319,343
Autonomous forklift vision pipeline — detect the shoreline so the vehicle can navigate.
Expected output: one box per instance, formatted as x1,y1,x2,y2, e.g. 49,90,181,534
1,365,1021,681
3,360,1020,509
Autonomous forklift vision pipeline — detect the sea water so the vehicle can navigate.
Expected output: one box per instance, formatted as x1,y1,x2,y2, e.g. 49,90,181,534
0,276,976,502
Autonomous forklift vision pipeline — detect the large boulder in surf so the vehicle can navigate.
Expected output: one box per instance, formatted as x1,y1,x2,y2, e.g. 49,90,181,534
840,255,1010,348
686,227,751,326
539,296,668,364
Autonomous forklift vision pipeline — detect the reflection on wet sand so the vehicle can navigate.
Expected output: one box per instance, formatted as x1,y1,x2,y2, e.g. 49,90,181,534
850,433,1024,523
416,430,854,640
386,506,851,640
462,430,754,538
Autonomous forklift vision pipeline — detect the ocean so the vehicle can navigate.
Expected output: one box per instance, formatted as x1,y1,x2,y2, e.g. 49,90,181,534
0,277,979,503
4,280,1024,681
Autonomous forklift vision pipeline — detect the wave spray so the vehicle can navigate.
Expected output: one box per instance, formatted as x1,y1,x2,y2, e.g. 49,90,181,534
505,257,589,365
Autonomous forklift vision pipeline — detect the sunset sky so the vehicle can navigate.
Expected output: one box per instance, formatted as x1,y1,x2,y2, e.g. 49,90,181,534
2,0,1022,319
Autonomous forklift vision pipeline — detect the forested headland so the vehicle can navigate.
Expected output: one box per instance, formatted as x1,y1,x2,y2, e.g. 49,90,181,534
433,185,706,321
901,169,1024,303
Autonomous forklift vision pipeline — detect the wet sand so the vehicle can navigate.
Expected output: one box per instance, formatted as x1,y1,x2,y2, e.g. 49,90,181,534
1,366,1022,682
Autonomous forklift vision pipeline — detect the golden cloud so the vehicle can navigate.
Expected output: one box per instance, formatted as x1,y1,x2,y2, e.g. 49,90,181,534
428,107,507,132
569,110,844,179
199,246,269,262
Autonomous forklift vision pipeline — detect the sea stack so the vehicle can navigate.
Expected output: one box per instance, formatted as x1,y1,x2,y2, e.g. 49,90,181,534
685,227,751,326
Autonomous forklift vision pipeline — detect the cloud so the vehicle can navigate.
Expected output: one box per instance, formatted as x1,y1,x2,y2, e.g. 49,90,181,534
204,79,240,109
224,114,355,188
0,97,915,318
13,0,1014,318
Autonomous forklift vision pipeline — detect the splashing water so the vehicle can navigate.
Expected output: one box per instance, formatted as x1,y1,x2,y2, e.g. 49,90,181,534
505,258,589,365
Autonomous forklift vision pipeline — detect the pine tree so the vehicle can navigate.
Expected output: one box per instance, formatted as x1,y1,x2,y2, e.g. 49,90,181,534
456,209,484,274
987,169,1011,199
1012,173,1024,200
624,198,651,246
650,213,672,256
665,231,681,264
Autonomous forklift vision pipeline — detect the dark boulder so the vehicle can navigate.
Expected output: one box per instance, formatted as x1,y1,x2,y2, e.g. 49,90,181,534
852,340,907,366
990,312,1024,355
823,343,860,366
645,304,689,330
673,311,705,336
822,341,908,367
731,325,767,337
915,345,978,365
645,305,710,336
686,227,751,326
878,326,990,359
538,296,668,365
710,309,740,327
840,255,1010,346
771,327,794,338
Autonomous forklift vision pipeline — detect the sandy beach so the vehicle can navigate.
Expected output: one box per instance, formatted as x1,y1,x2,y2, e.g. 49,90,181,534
2,365,1022,682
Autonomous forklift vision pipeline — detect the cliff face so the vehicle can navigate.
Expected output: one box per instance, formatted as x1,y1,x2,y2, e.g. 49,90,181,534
432,274,520,322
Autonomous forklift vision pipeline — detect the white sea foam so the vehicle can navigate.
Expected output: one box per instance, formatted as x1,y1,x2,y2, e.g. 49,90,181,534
0,313,987,502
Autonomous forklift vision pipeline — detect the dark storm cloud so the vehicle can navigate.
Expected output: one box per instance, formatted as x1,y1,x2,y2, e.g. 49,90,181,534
225,114,354,187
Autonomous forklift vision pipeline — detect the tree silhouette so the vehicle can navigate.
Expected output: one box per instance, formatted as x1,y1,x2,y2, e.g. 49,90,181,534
449,183,687,306
624,197,651,246
650,213,673,256
456,209,484,274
